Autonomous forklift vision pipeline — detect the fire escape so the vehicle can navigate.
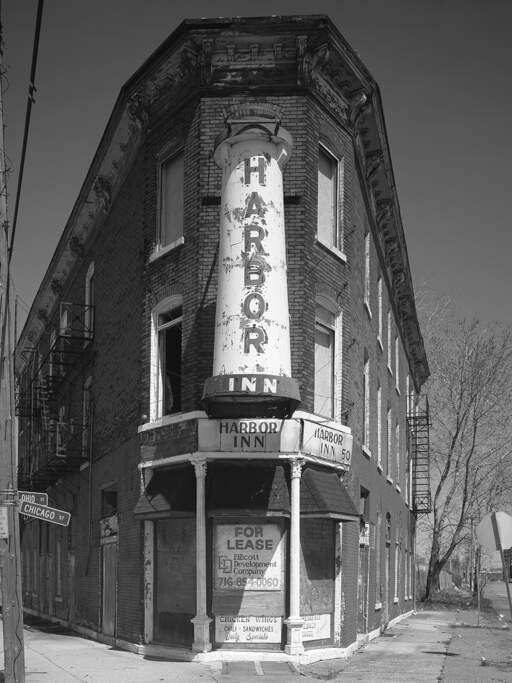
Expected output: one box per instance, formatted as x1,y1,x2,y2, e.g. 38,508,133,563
407,395,432,514
16,302,94,491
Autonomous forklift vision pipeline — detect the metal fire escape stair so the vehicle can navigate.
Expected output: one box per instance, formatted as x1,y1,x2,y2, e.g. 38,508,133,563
407,396,432,514
16,302,94,491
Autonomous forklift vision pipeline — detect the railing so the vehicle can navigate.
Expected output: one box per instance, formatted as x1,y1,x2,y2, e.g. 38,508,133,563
407,395,432,514
15,302,94,417
17,418,88,491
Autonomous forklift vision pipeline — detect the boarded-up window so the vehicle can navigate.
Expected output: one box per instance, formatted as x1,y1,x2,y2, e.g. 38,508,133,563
317,146,338,247
300,519,334,617
159,152,184,248
154,518,195,645
314,305,335,418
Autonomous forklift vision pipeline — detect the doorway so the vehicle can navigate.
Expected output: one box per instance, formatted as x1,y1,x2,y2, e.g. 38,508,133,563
357,544,369,633
101,541,117,636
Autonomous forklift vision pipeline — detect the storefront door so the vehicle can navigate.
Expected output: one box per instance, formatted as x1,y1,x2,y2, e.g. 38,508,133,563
300,519,335,646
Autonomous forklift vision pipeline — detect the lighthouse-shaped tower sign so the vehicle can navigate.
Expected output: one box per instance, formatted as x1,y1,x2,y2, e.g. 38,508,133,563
202,107,301,418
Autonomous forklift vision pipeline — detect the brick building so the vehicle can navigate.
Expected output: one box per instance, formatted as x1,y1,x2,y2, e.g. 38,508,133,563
15,15,430,660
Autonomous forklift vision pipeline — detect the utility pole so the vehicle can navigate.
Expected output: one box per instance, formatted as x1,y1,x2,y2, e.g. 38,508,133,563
0,4,26,680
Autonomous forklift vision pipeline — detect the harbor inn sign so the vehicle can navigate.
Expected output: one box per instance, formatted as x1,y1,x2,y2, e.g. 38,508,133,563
197,415,353,468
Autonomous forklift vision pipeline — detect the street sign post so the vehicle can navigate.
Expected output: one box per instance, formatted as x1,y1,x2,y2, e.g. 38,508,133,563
18,501,70,527
18,491,48,506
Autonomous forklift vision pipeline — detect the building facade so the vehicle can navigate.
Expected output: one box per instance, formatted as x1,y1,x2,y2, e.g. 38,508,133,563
15,15,430,660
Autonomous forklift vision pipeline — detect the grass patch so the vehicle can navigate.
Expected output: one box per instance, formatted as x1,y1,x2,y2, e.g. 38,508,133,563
420,587,492,611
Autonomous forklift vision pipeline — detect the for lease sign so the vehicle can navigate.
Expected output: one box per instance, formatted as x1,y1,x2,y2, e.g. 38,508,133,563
214,523,283,591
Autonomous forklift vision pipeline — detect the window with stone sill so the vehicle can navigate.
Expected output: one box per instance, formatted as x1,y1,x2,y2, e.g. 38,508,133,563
387,310,393,372
314,299,341,420
157,151,184,251
363,349,370,449
364,231,371,314
395,421,400,486
377,382,382,468
317,144,344,252
386,407,392,479
395,335,400,392
377,276,383,346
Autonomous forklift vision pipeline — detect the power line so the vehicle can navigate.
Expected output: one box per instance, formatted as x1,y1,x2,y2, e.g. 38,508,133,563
8,0,44,264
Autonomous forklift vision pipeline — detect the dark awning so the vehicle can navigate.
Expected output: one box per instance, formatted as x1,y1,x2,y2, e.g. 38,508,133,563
207,462,359,521
207,462,290,516
135,462,358,521
300,467,359,521
133,466,195,519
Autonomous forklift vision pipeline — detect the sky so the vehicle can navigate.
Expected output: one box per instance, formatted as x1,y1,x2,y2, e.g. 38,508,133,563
3,0,512,332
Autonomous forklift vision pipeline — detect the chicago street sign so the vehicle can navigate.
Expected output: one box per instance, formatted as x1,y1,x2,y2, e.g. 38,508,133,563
18,500,70,527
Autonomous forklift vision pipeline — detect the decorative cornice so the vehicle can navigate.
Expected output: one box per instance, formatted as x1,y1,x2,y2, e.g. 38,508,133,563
93,176,113,214
50,279,63,297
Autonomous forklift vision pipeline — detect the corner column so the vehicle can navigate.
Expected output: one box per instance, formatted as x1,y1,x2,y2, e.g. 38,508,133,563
191,457,212,652
285,458,304,655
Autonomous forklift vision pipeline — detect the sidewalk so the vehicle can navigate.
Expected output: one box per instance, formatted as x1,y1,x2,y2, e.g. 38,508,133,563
8,621,218,682
303,606,512,682
1,602,511,681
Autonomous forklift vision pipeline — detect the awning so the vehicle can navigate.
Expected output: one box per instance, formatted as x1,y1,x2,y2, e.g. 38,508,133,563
133,466,196,518
134,462,359,521
300,467,359,521
207,462,358,521
207,463,290,516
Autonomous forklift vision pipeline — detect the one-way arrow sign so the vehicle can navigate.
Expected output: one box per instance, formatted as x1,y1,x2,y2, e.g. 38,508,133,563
18,500,70,527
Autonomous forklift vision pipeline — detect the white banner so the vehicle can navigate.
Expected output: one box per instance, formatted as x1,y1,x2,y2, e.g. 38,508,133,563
302,613,331,641
215,615,282,643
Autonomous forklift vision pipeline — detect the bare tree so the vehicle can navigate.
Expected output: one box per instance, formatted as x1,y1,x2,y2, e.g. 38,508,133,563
420,311,512,600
